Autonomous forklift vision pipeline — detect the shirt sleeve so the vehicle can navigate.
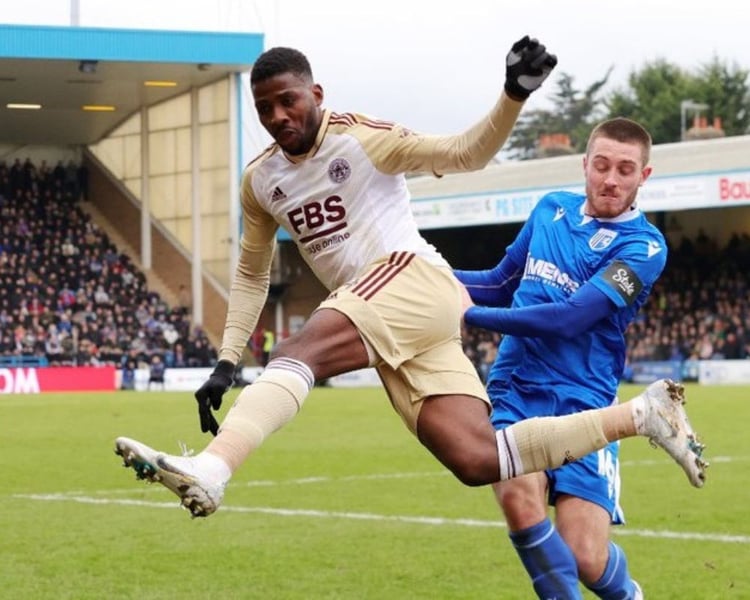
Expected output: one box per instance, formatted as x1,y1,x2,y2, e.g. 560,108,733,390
454,254,523,307
464,281,614,338
503,195,543,265
356,93,524,176
218,168,279,364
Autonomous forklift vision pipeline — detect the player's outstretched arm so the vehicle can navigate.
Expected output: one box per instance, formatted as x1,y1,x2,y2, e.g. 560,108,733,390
431,35,557,174
454,254,522,307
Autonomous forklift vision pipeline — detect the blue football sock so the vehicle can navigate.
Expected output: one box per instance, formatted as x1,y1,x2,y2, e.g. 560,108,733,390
586,541,638,599
509,518,582,599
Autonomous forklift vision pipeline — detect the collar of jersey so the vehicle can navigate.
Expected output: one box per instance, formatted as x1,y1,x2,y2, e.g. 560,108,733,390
579,200,641,225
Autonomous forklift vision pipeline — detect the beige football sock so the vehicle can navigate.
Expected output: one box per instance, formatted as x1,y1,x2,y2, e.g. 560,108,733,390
496,403,635,480
204,358,314,473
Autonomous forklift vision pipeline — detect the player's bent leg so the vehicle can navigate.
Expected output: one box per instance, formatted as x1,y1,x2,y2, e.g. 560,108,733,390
207,309,370,470
497,379,707,487
269,308,371,377
496,411,609,479
115,309,371,518
115,357,316,519
417,393,500,486
206,358,315,471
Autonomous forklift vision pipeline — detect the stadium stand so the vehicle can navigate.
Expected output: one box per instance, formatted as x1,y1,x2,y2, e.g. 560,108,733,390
0,157,218,370
625,231,750,363
2,156,746,379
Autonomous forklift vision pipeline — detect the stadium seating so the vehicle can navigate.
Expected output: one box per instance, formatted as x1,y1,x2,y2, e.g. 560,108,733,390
0,157,218,370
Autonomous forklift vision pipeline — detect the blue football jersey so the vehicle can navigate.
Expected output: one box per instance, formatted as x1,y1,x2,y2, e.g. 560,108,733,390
487,190,667,406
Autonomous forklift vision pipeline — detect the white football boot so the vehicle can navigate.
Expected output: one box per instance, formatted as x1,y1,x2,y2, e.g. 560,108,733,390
115,436,228,518
632,379,708,487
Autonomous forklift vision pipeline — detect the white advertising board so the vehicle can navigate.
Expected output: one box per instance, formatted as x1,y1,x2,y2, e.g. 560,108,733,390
698,360,750,384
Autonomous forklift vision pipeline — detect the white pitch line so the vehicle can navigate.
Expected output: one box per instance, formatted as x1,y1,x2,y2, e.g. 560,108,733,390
12,493,750,545
53,470,451,496
47,454,746,497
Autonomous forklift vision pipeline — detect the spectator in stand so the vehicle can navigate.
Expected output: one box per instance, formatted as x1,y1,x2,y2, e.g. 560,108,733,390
163,322,179,347
121,267,135,287
75,337,98,366
9,158,23,194
37,160,51,195
0,332,14,355
171,342,188,368
65,160,79,199
177,284,192,315
134,300,150,327
120,347,145,369
45,323,64,364
99,335,123,365
121,359,137,391
22,158,37,194
52,160,65,186
61,237,79,257
94,284,110,306
77,163,89,201
148,354,166,390
186,336,213,368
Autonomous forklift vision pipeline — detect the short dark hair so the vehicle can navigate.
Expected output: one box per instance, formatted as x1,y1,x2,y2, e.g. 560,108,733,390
250,47,313,85
587,117,652,165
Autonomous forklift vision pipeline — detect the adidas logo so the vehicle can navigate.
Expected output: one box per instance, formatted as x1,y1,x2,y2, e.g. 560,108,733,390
271,186,287,202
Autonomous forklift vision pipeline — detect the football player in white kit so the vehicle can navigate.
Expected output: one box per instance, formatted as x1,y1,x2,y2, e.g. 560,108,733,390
115,38,705,519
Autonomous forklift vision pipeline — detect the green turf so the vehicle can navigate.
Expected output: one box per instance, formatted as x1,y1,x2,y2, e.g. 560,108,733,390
1,383,748,598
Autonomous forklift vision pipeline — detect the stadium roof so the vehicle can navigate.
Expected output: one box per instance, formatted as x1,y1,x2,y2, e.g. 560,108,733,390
0,24,263,146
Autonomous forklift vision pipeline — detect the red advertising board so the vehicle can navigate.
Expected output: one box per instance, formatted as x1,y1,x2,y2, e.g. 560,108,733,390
0,367,117,394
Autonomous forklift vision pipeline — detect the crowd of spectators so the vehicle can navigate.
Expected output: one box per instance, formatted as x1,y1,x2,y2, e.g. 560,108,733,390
463,229,750,383
626,230,750,363
0,156,217,371
2,156,749,384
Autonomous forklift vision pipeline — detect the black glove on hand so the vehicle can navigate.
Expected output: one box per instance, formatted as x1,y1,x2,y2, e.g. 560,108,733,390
504,35,558,101
195,359,235,436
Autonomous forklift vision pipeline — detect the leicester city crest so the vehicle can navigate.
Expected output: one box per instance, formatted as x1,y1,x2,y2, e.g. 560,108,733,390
589,228,617,251
328,157,351,184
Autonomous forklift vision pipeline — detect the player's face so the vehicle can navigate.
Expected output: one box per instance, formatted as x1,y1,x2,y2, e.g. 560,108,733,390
583,137,652,218
252,72,323,156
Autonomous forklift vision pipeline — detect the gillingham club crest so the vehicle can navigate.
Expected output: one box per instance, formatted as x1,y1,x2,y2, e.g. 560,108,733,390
588,228,617,251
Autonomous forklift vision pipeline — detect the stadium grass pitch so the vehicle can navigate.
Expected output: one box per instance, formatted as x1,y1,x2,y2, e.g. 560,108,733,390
1,383,748,599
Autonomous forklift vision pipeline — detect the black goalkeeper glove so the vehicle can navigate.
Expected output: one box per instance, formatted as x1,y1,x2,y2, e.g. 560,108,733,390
504,35,558,101
194,359,235,436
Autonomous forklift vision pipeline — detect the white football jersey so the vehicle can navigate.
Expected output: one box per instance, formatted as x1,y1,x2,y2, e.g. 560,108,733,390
243,109,449,290
219,96,522,362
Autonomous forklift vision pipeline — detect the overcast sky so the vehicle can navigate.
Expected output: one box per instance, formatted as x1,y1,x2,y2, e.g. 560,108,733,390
5,0,750,150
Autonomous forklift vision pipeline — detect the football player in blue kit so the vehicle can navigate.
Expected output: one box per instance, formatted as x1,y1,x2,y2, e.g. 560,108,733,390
456,118,685,599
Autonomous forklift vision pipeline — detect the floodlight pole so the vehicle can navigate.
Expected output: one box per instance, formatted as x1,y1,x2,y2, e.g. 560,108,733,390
70,0,80,26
